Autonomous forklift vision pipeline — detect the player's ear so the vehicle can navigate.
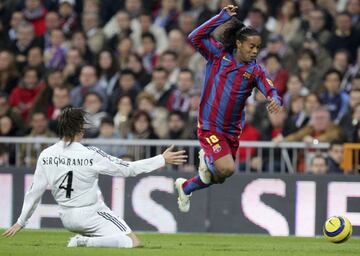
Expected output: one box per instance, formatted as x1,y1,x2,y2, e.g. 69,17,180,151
235,39,242,48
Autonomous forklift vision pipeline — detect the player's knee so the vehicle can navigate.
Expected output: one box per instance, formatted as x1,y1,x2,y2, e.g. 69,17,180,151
219,164,236,178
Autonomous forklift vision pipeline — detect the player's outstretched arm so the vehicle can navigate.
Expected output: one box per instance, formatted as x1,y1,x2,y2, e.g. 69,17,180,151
95,146,187,177
2,223,23,237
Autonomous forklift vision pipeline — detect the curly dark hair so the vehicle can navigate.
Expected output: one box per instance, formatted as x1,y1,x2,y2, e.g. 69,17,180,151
222,18,260,53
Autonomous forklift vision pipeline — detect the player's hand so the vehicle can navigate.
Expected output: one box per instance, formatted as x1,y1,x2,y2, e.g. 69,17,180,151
266,97,283,114
2,223,23,237
162,145,188,165
223,5,238,16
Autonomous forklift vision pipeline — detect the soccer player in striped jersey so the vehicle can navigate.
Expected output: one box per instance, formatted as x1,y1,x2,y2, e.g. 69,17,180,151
3,107,187,248
175,5,283,212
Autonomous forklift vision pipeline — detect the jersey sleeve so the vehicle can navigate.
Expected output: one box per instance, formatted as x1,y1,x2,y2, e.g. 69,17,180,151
188,10,232,60
88,147,165,177
17,158,48,227
254,65,283,106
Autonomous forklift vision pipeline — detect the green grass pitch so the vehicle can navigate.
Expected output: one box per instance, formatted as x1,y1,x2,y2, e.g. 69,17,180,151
0,230,359,256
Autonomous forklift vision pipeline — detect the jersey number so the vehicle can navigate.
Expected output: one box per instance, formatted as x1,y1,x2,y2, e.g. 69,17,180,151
205,135,219,145
59,171,74,198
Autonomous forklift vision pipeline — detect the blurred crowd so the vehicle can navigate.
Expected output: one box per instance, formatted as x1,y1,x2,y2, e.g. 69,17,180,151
0,0,359,173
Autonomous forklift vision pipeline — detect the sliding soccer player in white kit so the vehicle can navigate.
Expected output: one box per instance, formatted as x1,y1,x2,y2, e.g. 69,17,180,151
3,107,187,248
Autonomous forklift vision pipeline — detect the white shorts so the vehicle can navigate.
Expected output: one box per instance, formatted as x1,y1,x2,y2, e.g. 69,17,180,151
58,201,131,237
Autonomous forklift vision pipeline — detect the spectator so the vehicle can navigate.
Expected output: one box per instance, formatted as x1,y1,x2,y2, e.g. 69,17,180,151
82,92,107,138
139,32,158,73
159,50,180,85
127,110,159,159
178,12,196,36
48,86,72,133
283,74,308,109
285,93,321,134
340,89,360,133
244,8,270,48
298,0,317,31
320,69,349,124
263,53,288,97
125,53,151,88
346,0,360,29
81,12,106,54
167,68,194,113
344,103,360,142
144,67,174,108
70,31,93,63
165,111,194,140
22,0,48,37
8,11,24,42
70,65,107,110
290,8,331,51
19,111,56,166
301,35,332,78
124,0,142,19
326,141,345,174
185,0,214,26
258,33,297,74
62,47,84,87
186,88,201,137
12,22,43,68
31,69,64,117
332,49,351,79
44,29,67,69
0,50,19,95
136,91,169,139
153,0,179,33
0,93,26,133
0,116,19,165
26,46,45,76
96,49,120,96
116,37,132,67
44,11,60,48
237,109,261,169
113,95,133,138
295,49,321,92
58,0,79,36
284,106,343,143
274,0,301,43
327,12,359,62
308,153,328,174
131,11,168,54
9,67,44,121
106,11,132,49
109,69,140,113
96,116,126,157
341,48,360,92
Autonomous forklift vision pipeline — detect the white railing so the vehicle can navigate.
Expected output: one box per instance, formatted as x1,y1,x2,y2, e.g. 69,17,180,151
0,137,329,173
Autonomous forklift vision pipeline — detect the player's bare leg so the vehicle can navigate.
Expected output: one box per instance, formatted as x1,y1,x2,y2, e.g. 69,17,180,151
211,154,236,183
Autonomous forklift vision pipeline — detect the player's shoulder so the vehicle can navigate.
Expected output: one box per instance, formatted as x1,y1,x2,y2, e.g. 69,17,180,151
86,146,109,158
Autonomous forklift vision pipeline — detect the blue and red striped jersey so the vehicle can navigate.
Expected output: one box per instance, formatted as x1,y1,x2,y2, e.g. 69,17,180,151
188,10,282,136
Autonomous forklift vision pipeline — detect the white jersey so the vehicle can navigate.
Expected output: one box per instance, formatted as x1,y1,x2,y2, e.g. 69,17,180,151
17,140,165,227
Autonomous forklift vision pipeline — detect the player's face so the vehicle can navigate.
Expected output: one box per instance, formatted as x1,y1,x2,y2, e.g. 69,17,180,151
236,35,261,63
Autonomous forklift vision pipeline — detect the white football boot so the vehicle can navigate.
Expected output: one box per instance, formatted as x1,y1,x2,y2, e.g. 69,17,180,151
198,149,211,184
67,234,89,247
174,178,191,212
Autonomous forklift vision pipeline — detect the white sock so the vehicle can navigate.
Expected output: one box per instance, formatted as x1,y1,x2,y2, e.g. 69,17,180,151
86,234,133,248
